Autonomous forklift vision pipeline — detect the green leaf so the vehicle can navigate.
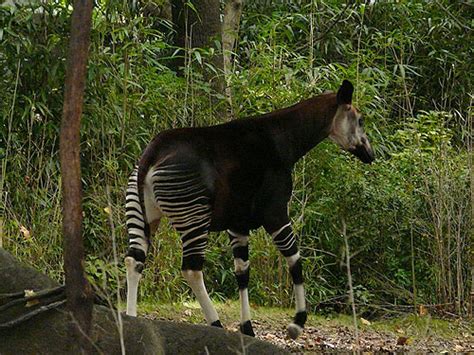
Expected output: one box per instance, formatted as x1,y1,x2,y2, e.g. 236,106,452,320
185,1,198,14
194,50,202,65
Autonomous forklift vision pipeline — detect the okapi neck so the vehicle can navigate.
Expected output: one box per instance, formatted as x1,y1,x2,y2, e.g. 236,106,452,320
260,93,338,167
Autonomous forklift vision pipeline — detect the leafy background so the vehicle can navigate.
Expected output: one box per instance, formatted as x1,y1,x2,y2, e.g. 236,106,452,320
1,1,472,317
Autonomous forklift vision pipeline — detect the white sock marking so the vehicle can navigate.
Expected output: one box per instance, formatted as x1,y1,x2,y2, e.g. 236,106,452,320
239,288,251,323
294,284,306,313
234,258,249,274
182,270,219,324
285,253,306,313
285,252,300,268
125,257,142,317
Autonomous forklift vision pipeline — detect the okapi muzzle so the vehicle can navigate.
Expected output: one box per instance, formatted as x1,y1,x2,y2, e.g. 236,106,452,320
348,137,375,164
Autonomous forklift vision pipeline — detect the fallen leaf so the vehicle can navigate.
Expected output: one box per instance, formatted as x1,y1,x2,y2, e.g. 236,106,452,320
397,336,410,346
24,289,40,307
419,305,428,316
361,317,372,326
104,206,112,215
24,289,35,297
183,309,192,316
323,342,335,348
20,225,31,239
26,298,40,307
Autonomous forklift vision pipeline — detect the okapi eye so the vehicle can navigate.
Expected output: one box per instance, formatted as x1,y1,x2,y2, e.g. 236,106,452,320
358,118,364,127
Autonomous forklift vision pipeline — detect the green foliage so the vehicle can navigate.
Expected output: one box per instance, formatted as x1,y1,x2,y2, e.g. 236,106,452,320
1,1,471,317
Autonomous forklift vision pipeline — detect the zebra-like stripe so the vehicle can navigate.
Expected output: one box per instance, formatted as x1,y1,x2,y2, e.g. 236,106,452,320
151,164,211,260
271,223,297,256
228,230,249,249
126,167,148,254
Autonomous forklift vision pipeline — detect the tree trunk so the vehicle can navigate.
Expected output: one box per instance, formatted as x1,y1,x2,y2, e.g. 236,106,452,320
171,0,223,91
468,93,474,317
222,0,243,119
59,0,94,352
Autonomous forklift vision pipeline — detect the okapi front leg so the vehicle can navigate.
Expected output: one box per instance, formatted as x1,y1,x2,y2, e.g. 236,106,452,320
286,251,306,339
270,223,307,339
228,230,254,337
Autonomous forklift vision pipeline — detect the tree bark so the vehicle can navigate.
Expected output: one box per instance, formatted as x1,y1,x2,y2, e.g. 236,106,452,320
468,94,474,317
59,0,94,352
222,0,243,119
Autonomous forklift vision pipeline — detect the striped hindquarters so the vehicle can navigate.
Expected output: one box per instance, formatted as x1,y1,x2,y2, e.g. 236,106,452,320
126,166,148,261
151,164,212,262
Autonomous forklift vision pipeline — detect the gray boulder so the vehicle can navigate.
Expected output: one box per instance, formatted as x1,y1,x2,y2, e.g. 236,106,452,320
0,248,288,354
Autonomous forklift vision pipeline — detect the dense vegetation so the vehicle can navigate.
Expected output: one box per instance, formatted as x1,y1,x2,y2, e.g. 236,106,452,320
1,1,472,318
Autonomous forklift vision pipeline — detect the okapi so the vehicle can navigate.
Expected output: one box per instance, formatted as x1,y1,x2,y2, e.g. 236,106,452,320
125,80,374,339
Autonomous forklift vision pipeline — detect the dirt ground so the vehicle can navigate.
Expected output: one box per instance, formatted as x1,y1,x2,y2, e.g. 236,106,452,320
246,320,474,353
143,301,474,353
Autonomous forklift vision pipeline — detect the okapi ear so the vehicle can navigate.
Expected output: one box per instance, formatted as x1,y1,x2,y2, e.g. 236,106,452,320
337,80,354,105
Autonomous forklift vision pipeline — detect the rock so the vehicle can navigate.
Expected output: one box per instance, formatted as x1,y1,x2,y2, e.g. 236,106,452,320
0,248,288,354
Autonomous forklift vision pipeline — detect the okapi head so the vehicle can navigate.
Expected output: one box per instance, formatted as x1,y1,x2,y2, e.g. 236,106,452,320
329,80,375,164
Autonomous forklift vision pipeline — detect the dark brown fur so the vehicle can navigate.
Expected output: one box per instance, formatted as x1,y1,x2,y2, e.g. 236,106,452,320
138,93,339,234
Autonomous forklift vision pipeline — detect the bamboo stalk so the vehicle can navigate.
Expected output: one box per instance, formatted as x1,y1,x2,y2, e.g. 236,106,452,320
105,185,125,355
342,217,359,349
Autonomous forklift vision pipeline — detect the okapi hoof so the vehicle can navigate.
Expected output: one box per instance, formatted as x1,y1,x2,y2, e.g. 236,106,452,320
287,323,303,340
240,320,255,337
288,310,307,339
210,320,223,328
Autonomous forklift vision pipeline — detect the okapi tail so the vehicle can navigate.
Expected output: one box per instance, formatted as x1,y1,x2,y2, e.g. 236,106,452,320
125,165,149,264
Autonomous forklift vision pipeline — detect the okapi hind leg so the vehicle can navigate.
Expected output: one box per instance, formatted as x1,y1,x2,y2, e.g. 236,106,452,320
125,167,161,316
228,230,255,337
125,219,160,317
152,163,221,327
182,255,221,327
125,253,143,317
